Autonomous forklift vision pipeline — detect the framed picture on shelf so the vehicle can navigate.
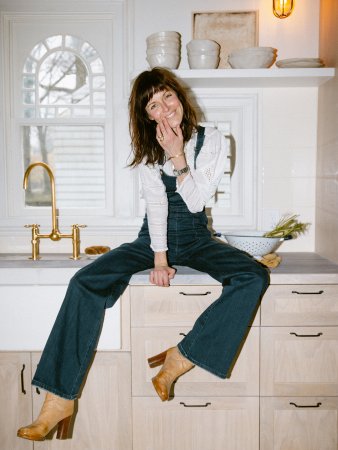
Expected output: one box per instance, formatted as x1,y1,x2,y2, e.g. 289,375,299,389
192,11,258,68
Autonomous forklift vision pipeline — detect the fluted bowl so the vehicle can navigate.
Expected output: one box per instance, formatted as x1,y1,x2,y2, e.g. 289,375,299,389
188,53,220,69
187,39,220,53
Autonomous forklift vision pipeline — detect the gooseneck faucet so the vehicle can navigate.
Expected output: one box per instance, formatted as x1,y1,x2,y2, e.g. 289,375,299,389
23,162,86,260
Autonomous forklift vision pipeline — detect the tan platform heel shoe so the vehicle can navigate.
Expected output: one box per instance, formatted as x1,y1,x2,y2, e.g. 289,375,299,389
17,392,74,441
148,346,195,401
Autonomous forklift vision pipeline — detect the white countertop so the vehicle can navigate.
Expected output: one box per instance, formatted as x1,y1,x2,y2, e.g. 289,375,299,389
0,252,338,284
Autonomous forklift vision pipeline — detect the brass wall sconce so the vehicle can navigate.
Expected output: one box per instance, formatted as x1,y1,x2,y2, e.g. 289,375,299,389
273,0,295,19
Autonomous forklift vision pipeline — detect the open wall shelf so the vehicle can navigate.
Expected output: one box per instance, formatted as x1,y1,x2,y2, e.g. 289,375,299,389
171,68,335,88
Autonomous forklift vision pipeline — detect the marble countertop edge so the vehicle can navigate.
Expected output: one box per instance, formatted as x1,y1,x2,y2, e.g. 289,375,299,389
0,252,337,285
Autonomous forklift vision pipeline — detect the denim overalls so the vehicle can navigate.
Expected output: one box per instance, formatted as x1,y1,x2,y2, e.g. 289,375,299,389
32,128,270,400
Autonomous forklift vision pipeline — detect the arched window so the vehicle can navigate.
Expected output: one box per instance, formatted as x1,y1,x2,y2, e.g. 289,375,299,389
22,35,106,208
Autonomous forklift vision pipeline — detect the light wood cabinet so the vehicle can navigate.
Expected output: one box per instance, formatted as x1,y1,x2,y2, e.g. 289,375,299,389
260,283,338,449
260,397,338,450
133,396,259,450
32,352,132,450
0,352,33,450
0,352,131,450
261,284,338,326
261,326,338,396
130,284,260,449
131,281,338,450
131,284,260,327
2,257,338,449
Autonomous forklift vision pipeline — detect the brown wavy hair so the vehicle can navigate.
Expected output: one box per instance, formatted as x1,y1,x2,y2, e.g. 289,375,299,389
128,67,198,167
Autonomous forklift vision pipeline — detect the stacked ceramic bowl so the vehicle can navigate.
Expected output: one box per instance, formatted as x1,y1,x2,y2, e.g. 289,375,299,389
146,31,181,69
228,47,277,69
187,39,220,69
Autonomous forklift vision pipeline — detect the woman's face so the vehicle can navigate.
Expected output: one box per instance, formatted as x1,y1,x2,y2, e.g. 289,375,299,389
146,89,183,128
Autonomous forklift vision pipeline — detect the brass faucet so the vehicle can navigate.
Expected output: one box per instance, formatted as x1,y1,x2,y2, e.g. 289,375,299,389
23,161,86,260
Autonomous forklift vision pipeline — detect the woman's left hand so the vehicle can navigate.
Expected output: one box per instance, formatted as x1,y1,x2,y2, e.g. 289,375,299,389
149,266,176,287
156,118,184,159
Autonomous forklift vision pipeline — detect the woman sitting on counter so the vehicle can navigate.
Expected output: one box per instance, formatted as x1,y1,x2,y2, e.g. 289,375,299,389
17,67,269,442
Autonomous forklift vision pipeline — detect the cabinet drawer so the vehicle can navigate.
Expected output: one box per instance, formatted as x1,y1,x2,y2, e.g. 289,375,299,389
130,285,260,327
261,326,338,396
261,284,338,326
133,396,259,450
132,326,259,396
260,397,338,450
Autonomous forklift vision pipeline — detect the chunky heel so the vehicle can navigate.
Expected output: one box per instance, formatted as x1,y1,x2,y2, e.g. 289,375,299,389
56,415,72,440
148,350,168,368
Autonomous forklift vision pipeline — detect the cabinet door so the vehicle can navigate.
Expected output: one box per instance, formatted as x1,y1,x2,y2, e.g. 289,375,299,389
132,326,259,396
0,352,33,450
131,285,260,327
260,397,338,450
261,284,338,326
32,352,132,450
261,326,338,395
133,396,259,450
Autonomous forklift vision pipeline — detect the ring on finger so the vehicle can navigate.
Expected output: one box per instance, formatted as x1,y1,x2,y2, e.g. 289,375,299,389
157,134,164,141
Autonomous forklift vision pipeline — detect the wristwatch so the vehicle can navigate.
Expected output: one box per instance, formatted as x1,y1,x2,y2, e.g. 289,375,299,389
172,165,190,177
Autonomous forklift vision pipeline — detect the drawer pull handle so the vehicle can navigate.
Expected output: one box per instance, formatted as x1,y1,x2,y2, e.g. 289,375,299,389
292,290,324,295
179,333,187,337
290,332,323,337
179,291,211,296
180,402,211,408
290,402,322,408
36,387,41,395
20,364,26,395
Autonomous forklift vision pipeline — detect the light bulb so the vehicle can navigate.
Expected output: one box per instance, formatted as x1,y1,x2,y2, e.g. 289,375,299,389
273,0,294,19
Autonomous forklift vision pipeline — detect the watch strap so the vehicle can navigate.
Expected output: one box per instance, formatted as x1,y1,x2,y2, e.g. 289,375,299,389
172,165,190,177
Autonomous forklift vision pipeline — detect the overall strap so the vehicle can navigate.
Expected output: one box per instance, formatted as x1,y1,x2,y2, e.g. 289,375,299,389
194,126,205,169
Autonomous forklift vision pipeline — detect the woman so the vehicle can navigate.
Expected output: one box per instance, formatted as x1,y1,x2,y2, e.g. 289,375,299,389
17,67,269,441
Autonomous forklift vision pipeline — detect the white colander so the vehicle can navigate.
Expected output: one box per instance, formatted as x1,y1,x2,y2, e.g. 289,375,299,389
216,231,285,258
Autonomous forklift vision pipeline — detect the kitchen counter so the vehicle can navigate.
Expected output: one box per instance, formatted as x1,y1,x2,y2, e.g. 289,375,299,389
0,252,338,284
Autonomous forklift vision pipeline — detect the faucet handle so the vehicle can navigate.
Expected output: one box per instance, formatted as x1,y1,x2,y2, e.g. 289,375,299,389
24,224,40,228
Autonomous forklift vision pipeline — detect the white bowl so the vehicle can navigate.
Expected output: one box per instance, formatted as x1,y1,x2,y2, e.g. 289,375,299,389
146,36,180,45
147,53,180,69
147,41,180,50
188,54,220,69
218,231,284,258
231,46,276,56
187,49,220,56
187,39,220,52
147,47,180,56
147,31,181,41
228,52,276,69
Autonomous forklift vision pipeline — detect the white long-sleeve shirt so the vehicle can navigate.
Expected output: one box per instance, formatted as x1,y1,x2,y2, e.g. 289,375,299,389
138,126,229,252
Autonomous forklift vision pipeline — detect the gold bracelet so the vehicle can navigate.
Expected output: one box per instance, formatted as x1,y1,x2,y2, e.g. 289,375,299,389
167,152,184,161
